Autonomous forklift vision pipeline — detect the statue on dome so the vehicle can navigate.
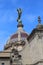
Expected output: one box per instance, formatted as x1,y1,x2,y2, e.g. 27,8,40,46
17,8,22,24
38,16,41,24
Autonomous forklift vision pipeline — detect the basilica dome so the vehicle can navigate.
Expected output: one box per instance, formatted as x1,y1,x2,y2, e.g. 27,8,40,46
4,8,29,51
10,32,28,40
4,26,28,51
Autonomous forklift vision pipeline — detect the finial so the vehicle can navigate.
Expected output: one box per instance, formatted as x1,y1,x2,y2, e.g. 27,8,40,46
38,16,41,24
17,8,22,24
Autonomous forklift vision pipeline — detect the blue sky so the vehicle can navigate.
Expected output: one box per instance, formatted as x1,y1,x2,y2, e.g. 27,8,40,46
0,0,43,51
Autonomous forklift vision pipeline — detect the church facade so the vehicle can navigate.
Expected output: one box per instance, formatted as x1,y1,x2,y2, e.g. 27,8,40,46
0,8,43,65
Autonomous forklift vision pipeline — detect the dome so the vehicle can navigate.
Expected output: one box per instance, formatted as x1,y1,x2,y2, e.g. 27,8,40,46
4,8,29,51
4,32,28,50
4,27,29,50
10,32,28,40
